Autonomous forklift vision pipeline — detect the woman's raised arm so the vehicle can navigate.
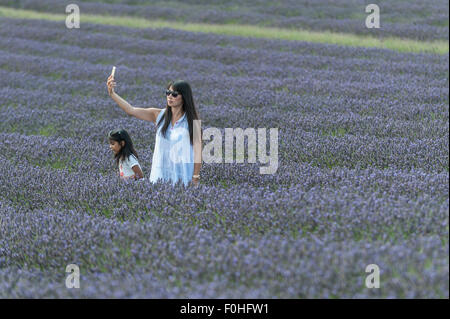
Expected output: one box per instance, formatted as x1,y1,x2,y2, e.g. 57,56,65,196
107,75,162,123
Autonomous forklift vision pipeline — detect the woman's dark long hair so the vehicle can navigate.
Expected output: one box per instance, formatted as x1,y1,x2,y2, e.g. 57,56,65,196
157,80,201,145
108,129,139,167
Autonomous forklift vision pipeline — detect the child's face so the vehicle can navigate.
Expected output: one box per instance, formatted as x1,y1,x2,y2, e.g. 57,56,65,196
109,140,123,154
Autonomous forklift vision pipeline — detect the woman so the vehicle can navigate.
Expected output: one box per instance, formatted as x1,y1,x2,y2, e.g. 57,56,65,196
106,75,202,186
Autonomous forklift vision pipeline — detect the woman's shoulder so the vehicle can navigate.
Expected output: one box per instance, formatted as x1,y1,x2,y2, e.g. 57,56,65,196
155,107,166,124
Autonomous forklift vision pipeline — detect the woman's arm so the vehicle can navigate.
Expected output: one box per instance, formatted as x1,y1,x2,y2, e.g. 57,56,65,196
107,75,162,123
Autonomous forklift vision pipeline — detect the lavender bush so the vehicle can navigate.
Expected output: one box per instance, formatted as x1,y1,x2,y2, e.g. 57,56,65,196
0,9,448,298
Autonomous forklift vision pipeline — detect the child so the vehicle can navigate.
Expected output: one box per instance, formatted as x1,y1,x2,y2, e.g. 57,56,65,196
108,129,144,180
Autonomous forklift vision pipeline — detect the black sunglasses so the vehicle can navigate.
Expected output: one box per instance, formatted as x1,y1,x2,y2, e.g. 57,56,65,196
165,89,180,98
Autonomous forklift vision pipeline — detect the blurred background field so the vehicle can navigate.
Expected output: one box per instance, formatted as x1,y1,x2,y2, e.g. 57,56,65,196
2,0,449,40
0,1,448,298
1,0,449,54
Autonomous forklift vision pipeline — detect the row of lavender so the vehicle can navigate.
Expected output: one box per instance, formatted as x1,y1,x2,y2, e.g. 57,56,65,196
1,147,447,236
0,99,447,173
1,24,446,89
0,20,446,98
0,202,448,298
0,0,448,41
1,203,448,298
3,18,445,66
0,17,448,297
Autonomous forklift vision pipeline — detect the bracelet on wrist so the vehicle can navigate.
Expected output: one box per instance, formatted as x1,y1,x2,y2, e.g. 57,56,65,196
193,175,200,179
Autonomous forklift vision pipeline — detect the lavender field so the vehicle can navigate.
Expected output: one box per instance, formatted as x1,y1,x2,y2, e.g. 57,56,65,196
0,1,449,298
2,0,449,41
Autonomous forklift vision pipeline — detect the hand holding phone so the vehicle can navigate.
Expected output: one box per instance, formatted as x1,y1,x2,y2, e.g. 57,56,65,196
107,66,117,96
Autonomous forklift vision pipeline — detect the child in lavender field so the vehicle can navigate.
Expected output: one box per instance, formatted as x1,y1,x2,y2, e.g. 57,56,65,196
108,129,144,181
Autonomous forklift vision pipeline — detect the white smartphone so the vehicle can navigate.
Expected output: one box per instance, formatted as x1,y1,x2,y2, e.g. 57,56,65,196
111,66,116,77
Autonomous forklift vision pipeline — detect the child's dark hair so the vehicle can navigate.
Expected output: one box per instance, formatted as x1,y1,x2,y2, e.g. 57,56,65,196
108,129,139,167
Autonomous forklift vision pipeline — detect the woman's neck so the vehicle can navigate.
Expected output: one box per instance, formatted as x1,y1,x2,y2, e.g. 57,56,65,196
171,107,184,121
